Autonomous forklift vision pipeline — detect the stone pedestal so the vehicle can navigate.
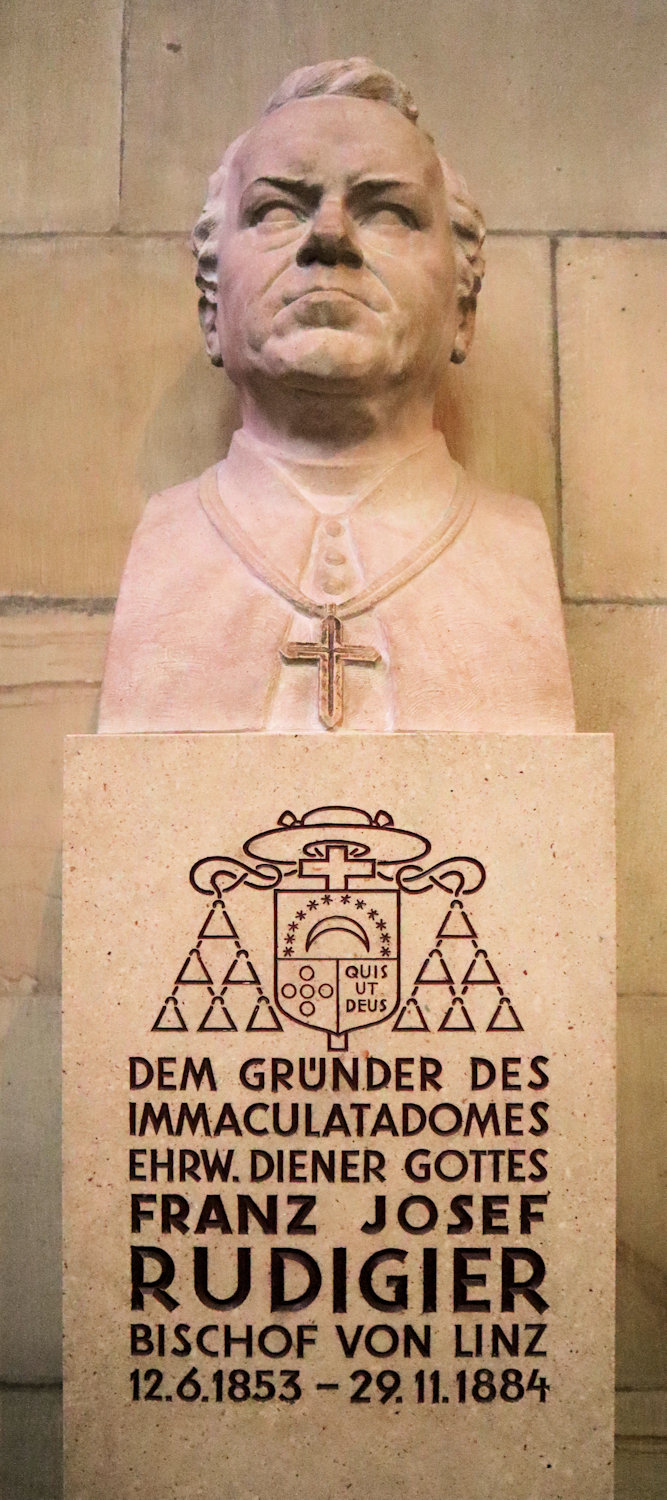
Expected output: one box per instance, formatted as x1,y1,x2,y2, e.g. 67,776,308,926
63,733,615,1500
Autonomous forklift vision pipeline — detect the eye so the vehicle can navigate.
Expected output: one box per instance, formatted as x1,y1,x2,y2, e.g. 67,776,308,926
249,200,305,227
363,203,419,230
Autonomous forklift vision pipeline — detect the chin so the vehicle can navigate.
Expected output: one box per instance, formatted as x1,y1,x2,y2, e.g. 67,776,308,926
260,329,392,387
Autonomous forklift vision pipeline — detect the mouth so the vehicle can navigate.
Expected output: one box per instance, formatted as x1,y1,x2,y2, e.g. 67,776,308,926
282,287,372,309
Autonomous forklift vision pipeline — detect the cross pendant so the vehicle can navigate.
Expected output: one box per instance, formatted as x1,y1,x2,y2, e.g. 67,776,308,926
280,614,381,730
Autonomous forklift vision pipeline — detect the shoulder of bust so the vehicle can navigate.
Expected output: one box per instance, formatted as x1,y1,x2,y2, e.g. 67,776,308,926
464,472,547,525
461,472,553,550
123,470,219,557
139,467,213,520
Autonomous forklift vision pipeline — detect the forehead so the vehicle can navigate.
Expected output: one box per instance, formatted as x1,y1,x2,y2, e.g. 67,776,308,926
229,94,445,198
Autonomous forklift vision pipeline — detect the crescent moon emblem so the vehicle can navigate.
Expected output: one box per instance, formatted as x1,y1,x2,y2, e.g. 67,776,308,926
304,916,370,953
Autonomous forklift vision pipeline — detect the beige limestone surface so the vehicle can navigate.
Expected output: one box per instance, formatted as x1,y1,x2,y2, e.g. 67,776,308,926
616,997,667,1391
559,239,667,600
0,238,227,599
566,605,667,995
63,732,615,1500
121,0,667,233
0,0,123,233
0,678,98,989
0,989,61,1380
439,235,558,550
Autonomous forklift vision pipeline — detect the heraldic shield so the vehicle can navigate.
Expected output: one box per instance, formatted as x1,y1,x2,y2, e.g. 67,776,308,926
275,883,400,1044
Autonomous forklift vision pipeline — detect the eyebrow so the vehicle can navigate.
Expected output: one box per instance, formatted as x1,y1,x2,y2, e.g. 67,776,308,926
348,176,418,192
245,174,423,197
245,176,319,198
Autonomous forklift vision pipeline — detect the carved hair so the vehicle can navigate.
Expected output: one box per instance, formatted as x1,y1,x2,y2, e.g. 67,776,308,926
192,58,486,366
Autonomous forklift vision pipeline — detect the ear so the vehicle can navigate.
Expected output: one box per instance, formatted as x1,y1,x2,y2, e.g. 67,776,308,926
200,298,224,367
450,294,477,365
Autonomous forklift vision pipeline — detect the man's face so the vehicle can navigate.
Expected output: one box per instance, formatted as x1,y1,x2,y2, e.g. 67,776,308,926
214,95,462,399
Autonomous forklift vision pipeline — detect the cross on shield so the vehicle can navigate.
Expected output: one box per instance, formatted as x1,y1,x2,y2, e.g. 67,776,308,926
274,840,400,1049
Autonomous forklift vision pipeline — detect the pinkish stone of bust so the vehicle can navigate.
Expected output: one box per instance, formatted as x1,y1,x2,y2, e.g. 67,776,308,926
99,58,574,734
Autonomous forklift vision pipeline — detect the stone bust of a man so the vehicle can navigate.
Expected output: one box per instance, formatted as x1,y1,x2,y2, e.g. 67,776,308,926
100,58,574,733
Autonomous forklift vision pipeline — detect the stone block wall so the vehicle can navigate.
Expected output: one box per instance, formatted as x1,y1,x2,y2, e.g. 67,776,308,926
1,2,665,1493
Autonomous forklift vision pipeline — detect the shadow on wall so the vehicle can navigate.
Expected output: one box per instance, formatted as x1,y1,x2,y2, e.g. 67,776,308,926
436,373,466,467
137,352,241,498
0,972,62,1384
616,1240,667,1389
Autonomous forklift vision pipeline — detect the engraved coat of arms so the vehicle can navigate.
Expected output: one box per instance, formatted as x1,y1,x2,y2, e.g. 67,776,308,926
154,806,522,1044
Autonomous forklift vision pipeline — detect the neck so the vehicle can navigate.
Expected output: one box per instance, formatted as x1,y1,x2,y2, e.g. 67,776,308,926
237,383,439,468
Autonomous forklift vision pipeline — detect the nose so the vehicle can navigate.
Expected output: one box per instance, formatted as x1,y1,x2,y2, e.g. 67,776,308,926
296,198,363,269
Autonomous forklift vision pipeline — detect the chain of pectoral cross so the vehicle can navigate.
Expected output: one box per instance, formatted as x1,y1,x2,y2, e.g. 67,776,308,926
199,464,473,730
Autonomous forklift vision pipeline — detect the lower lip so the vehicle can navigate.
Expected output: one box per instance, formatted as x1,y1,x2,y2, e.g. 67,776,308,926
287,290,363,305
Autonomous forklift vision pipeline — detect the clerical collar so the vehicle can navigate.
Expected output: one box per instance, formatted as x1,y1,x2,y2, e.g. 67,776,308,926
233,427,442,515
211,426,466,594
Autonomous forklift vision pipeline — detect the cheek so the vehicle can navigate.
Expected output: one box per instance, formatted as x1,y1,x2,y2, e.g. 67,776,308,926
215,270,284,362
375,245,454,306
409,263,458,342
219,236,297,299
386,270,451,342
217,278,267,344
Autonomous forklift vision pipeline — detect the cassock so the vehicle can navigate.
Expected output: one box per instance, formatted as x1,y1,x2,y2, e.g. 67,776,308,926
98,430,574,733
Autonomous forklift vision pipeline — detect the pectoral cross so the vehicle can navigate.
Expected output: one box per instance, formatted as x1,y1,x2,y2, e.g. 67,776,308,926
280,614,380,730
